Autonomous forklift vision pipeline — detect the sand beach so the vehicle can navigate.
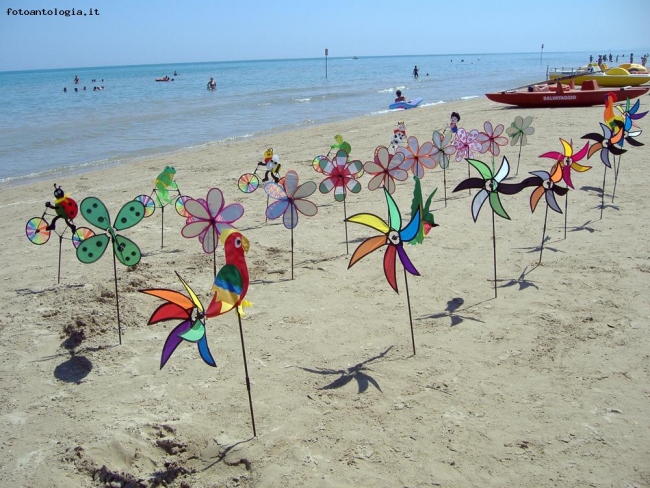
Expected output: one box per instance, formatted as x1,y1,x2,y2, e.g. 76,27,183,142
1,95,649,487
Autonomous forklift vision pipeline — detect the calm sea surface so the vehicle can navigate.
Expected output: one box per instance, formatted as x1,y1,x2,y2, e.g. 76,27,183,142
1,50,647,187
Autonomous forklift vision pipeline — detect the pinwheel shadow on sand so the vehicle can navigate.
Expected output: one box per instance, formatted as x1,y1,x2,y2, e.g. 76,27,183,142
419,297,487,327
295,346,394,393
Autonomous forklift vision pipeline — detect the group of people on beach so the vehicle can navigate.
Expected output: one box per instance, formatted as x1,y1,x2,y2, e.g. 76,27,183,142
589,52,648,67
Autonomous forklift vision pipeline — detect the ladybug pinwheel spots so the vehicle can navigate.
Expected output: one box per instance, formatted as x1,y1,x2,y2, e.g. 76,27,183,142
582,123,626,168
452,156,525,221
451,127,483,162
539,138,591,189
346,188,421,293
527,164,569,214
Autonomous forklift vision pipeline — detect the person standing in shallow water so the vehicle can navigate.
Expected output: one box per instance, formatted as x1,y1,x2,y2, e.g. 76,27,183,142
413,65,419,79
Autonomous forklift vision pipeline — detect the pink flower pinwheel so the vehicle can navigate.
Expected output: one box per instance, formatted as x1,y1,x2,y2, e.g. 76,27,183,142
477,121,509,156
181,188,244,254
364,146,409,194
431,130,457,169
451,127,483,162
318,149,364,202
396,136,437,178
264,170,318,229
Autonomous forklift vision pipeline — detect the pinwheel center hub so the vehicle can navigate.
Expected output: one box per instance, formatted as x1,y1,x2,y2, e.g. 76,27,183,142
485,179,497,192
543,179,553,189
563,157,572,166
388,230,400,245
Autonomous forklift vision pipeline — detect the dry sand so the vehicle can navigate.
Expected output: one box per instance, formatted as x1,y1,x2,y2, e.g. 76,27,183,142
1,95,649,487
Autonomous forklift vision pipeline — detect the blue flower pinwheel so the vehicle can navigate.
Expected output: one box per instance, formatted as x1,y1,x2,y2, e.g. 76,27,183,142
345,188,421,293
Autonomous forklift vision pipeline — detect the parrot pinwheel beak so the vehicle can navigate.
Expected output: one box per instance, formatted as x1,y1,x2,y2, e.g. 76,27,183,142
241,235,250,253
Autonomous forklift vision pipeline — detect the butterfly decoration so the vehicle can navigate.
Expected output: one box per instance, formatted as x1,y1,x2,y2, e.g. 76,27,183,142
76,197,146,343
505,116,535,175
264,170,318,279
142,271,216,369
364,146,408,194
345,188,422,354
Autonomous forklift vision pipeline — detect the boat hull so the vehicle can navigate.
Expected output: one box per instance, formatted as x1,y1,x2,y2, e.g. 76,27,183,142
548,72,650,87
485,86,649,108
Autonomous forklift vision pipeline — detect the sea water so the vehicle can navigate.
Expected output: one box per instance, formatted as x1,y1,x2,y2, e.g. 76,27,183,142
1,50,646,186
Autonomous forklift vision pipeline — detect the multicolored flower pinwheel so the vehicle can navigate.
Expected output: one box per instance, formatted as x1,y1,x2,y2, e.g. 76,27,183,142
364,146,408,194
477,121,508,156
142,271,216,369
527,165,569,214
506,115,535,147
539,139,591,189
346,188,421,293
318,149,364,202
181,188,244,254
264,170,318,229
452,157,525,221
582,123,626,168
451,128,483,162
617,97,648,134
396,136,437,178
431,130,457,170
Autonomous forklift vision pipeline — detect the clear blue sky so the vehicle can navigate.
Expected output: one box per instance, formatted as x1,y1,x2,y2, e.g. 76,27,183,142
1,0,649,71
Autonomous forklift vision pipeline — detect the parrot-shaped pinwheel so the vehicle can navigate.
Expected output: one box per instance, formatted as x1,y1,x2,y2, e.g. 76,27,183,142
410,175,438,245
142,271,216,369
206,229,251,318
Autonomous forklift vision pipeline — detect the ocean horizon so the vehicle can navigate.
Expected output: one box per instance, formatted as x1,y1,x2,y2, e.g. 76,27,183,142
2,50,648,188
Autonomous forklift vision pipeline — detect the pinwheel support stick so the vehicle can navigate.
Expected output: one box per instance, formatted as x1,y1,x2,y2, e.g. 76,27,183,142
112,248,123,345
237,310,257,437
492,211,498,298
160,205,165,248
343,199,349,254
600,166,607,220
611,154,622,203
443,167,448,207
539,205,549,265
564,193,569,239
515,142,523,176
403,269,416,355
291,225,295,280
57,233,64,285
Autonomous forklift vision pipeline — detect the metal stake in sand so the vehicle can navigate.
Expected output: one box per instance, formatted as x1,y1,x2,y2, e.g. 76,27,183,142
538,204,549,265
236,309,257,437
600,165,607,220
403,268,416,356
611,154,622,203
492,211,498,298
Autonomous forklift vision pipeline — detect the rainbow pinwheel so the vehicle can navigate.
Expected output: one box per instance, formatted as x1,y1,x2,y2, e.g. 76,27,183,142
396,136,437,178
142,271,215,369
264,171,318,279
346,189,421,293
318,149,364,202
181,187,244,253
616,97,647,135
539,138,591,189
506,116,535,175
345,188,422,354
477,121,508,156
431,130,457,206
364,146,408,194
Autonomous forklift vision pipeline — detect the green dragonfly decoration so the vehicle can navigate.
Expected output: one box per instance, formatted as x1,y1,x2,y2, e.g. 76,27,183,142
76,197,146,343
